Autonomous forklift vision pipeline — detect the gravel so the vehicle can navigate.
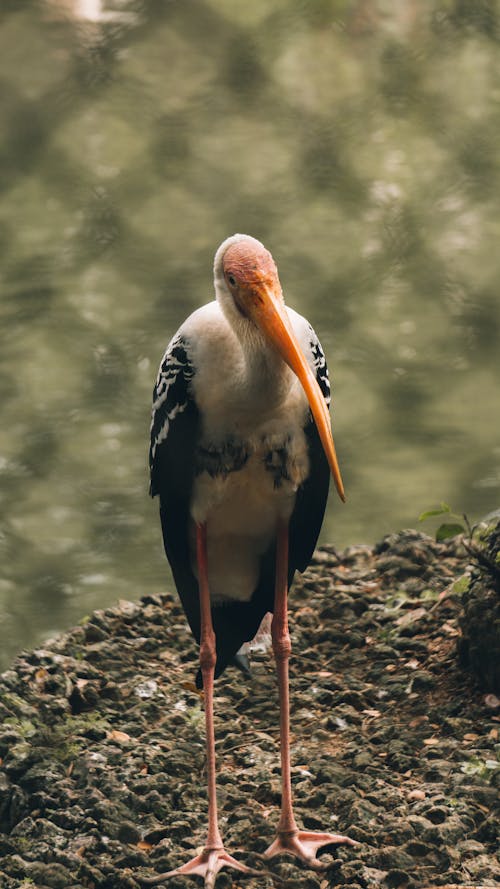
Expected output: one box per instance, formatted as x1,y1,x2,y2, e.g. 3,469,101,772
0,529,499,889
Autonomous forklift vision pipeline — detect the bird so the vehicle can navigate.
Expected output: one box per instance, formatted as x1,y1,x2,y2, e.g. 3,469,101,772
145,234,356,887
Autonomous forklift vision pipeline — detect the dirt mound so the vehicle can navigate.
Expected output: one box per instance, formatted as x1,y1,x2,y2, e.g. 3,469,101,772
0,530,499,888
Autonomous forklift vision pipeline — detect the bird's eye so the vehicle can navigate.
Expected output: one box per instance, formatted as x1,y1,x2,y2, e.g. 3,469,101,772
227,274,237,288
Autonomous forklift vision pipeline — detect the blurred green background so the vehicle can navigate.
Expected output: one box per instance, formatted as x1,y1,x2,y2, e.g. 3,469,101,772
0,0,499,667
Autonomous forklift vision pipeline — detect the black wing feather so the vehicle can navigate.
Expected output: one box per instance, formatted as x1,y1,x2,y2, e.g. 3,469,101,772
150,336,202,642
289,324,331,572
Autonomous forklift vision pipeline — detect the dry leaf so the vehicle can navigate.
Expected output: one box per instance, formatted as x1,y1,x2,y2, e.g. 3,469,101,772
484,694,500,709
409,716,429,728
423,737,439,746
137,841,153,852
396,607,427,627
362,709,382,718
106,729,131,743
182,680,201,694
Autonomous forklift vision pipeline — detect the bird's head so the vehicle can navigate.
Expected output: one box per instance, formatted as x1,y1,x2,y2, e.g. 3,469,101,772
214,234,345,502
220,236,283,318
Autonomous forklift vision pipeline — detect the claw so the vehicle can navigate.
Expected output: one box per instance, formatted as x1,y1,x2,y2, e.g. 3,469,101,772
141,845,257,888
264,829,358,870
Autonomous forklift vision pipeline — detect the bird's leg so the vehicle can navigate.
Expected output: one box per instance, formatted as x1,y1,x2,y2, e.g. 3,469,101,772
264,520,357,870
142,523,253,888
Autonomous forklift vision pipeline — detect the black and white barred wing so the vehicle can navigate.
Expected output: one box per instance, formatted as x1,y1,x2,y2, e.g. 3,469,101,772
149,335,198,500
308,323,331,407
150,335,201,644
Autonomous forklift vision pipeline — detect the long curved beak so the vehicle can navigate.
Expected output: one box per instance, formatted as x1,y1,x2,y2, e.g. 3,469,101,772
244,283,345,502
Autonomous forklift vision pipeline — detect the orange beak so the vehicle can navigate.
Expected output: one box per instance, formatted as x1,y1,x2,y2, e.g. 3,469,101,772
242,282,345,502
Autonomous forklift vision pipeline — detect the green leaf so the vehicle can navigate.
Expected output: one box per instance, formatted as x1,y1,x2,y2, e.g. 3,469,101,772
452,574,471,595
418,503,451,522
436,522,465,542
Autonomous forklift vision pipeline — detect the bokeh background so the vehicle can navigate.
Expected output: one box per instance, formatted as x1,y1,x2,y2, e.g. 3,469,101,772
0,0,499,667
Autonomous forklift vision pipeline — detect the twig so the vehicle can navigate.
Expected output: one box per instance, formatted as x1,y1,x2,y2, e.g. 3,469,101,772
421,885,495,889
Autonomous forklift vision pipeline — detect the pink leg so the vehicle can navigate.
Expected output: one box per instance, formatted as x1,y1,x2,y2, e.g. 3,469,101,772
143,523,253,888
264,521,358,869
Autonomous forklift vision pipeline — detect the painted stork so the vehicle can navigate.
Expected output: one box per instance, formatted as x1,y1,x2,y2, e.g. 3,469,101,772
146,234,355,887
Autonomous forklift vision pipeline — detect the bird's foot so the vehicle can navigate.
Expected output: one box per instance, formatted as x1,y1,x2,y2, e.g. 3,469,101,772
141,844,256,888
264,828,358,870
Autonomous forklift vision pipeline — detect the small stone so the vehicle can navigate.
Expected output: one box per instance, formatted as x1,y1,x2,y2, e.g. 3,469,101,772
457,838,486,855
134,679,158,699
386,868,412,887
117,821,142,844
84,623,109,643
404,839,434,857
143,825,171,844
18,861,75,889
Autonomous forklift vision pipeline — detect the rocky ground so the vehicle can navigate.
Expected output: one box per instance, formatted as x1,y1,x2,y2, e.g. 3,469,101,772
0,529,499,889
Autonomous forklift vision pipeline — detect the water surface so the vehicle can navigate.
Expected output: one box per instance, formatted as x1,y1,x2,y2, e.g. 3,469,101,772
0,0,498,666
